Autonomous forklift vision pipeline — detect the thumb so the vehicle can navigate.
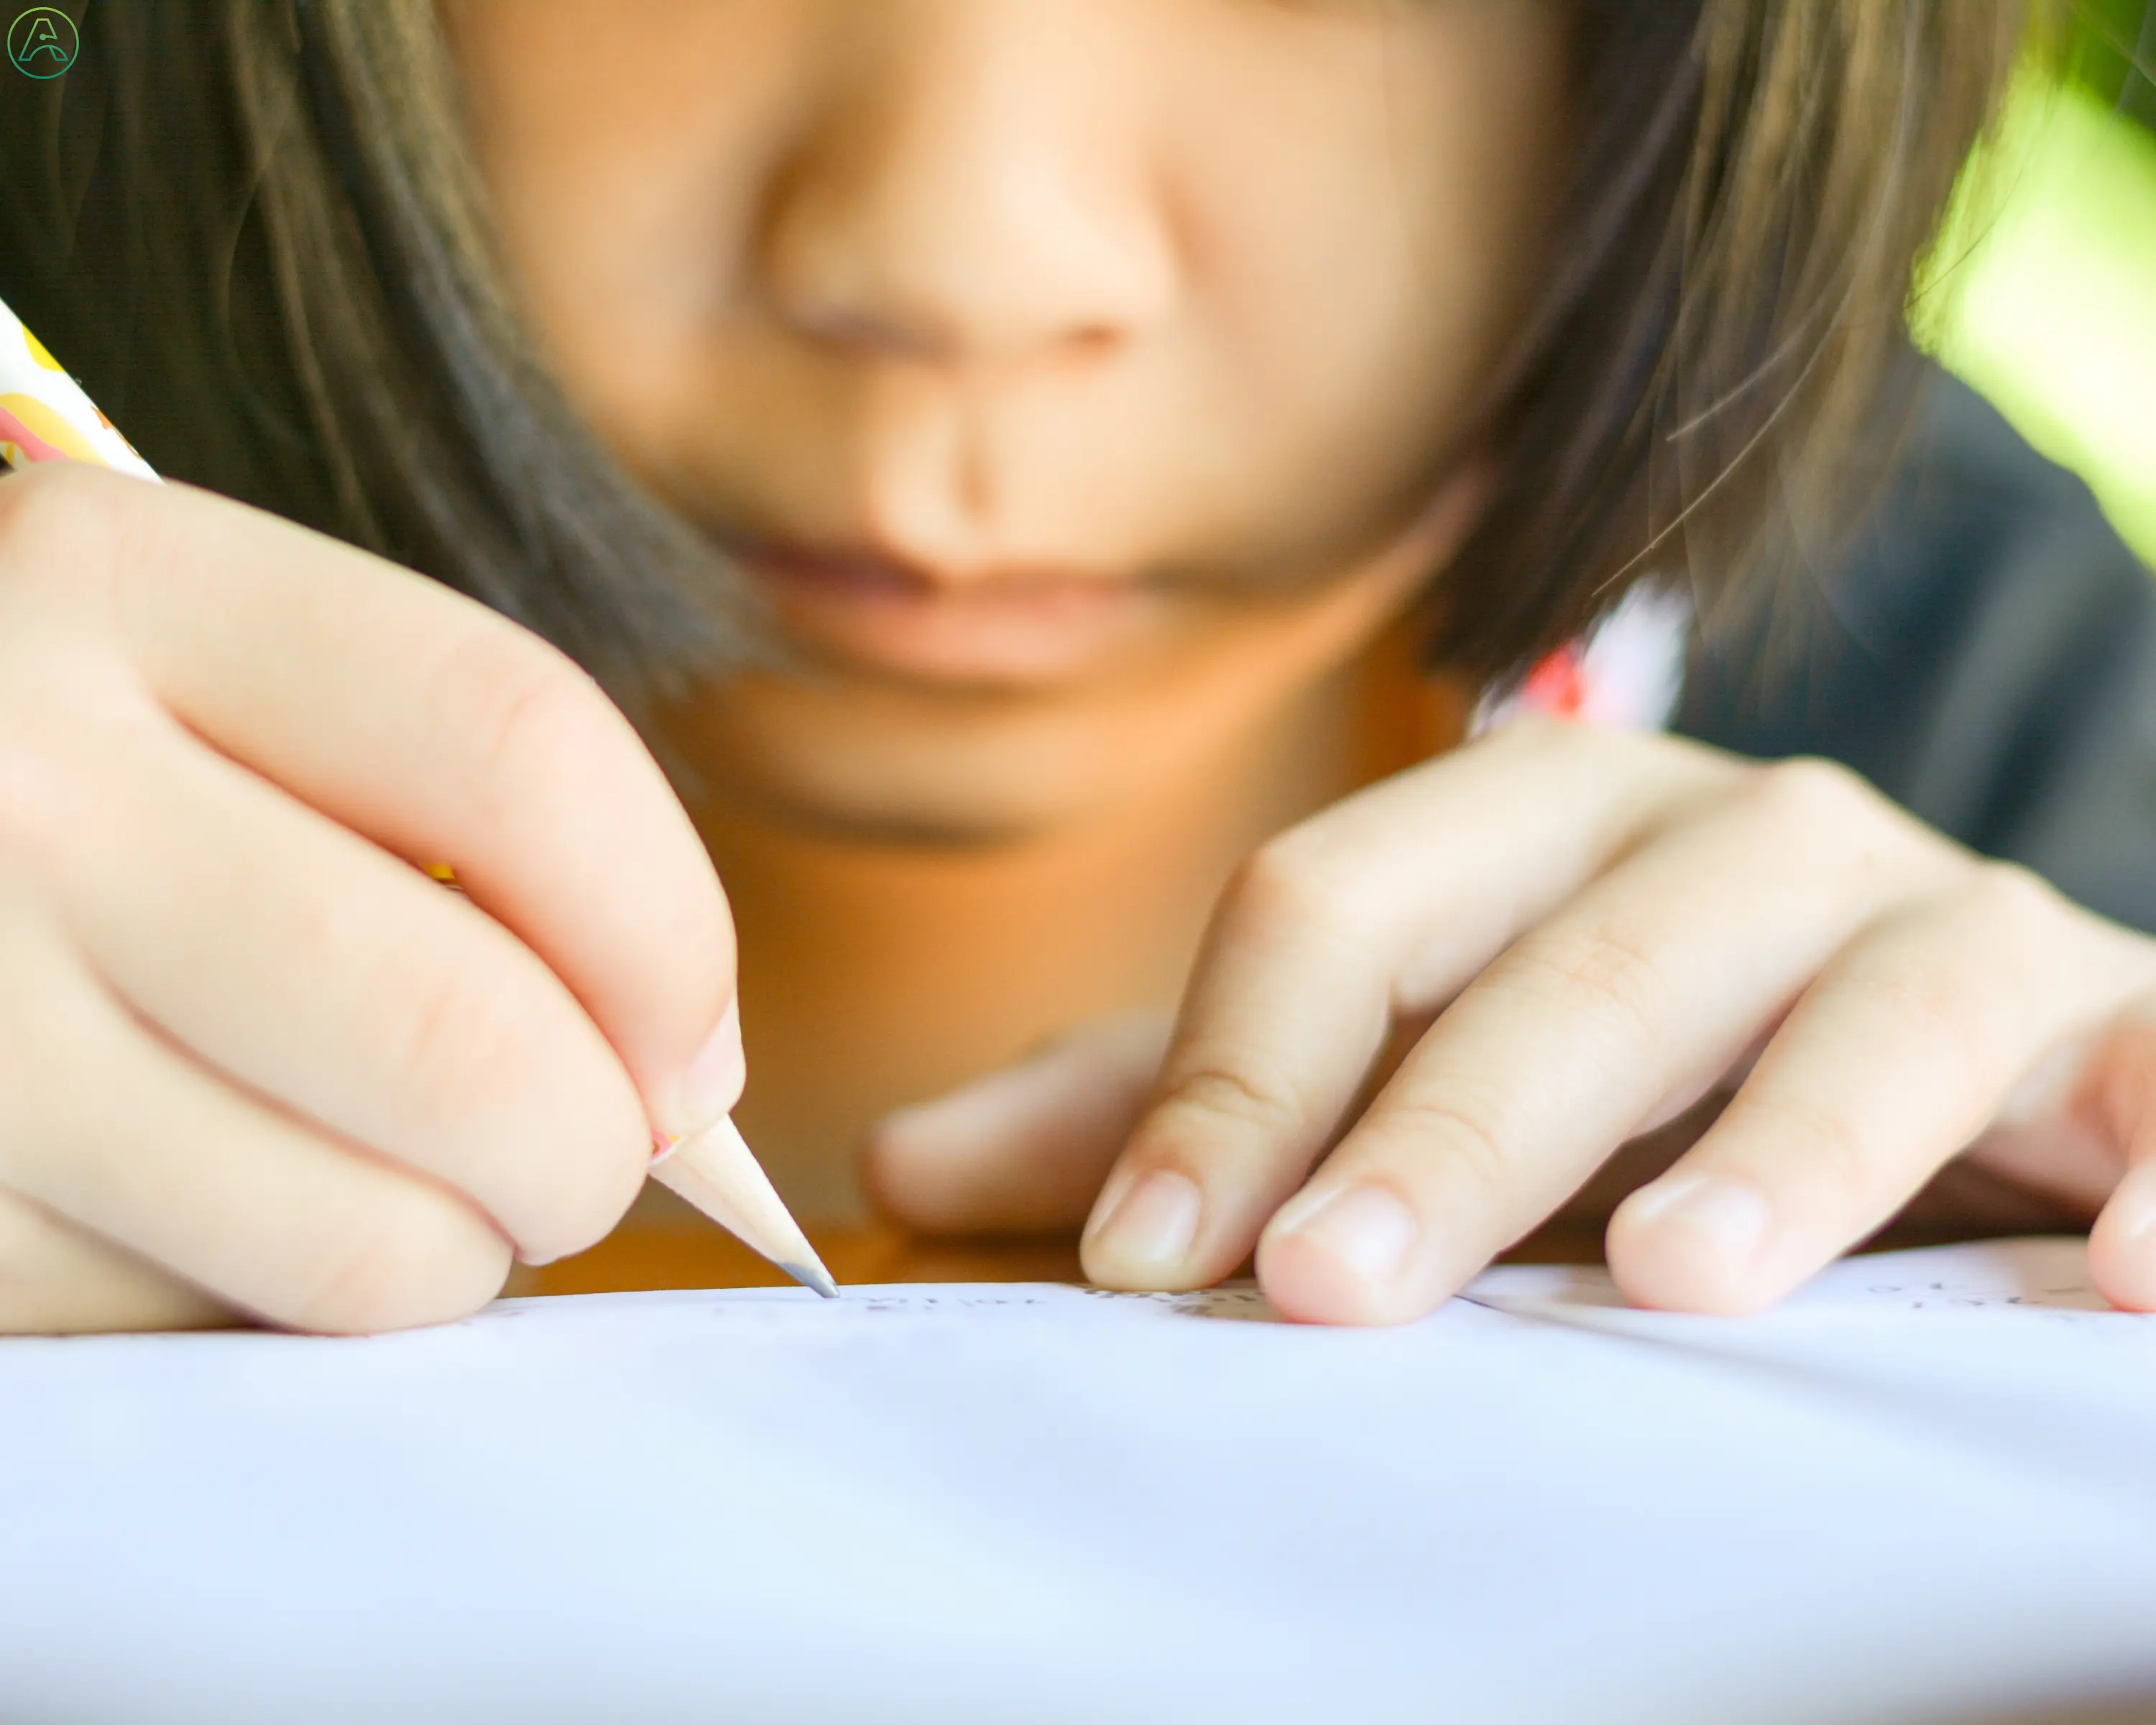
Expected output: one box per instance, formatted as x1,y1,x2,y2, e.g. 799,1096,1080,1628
865,1011,1174,1235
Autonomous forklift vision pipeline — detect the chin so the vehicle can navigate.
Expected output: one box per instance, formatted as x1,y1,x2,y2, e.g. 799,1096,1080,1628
679,673,1159,847
732,765,1091,850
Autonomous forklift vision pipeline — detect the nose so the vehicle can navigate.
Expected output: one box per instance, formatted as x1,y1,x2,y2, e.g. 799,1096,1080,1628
757,0,1179,371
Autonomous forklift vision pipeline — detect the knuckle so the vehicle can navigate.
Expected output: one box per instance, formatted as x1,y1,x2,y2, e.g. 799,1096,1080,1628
280,1185,510,1335
1958,859,2065,934
1496,710,1642,773
1156,1062,1308,1144
0,466,167,635
1374,1087,1516,1200
1492,709,1579,753
1471,709,1584,779
0,463,119,582
1499,923,1674,1047
1744,755,1878,835
1225,832,1363,946
436,624,620,819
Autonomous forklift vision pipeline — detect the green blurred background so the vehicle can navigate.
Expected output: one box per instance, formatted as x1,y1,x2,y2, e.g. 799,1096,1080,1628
1925,1,2156,564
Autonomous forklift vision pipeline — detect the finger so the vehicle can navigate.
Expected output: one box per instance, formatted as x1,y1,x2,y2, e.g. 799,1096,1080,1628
1610,867,2150,1315
4,466,739,1138
1253,760,1956,1323
0,924,512,1334
1082,722,1737,1292
867,1013,1172,1234
0,1186,231,1335
2053,1008,2156,1311
34,699,651,1263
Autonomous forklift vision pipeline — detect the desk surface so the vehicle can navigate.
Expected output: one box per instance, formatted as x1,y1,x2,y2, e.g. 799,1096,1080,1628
509,1219,1089,1297
507,1208,2051,1301
509,1216,1630,1300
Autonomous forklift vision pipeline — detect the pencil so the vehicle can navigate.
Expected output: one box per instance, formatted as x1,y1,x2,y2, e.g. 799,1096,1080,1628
0,292,837,1300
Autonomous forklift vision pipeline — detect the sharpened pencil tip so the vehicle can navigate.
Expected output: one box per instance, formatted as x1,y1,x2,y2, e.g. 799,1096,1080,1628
782,1259,841,1300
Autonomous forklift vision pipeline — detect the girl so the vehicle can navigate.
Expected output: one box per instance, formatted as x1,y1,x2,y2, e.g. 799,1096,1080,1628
0,0,2150,1333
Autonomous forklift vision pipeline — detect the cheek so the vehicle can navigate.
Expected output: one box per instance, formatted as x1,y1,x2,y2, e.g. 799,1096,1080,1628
1171,3,1569,523
446,0,808,456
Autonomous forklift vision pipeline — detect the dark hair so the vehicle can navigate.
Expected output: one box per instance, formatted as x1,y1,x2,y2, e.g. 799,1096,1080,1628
1450,2,2032,682
0,1,2037,711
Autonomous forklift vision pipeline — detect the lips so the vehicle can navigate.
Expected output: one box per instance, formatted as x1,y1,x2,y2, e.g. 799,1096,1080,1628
725,538,1156,684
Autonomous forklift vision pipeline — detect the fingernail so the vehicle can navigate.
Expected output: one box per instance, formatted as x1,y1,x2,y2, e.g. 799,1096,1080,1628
1273,1184,1420,1289
1089,1170,1203,1275
1626,1173,1773,1270
676,998,745,1138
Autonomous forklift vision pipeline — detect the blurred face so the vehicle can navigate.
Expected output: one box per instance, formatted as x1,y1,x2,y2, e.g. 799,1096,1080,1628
448,0,1569,840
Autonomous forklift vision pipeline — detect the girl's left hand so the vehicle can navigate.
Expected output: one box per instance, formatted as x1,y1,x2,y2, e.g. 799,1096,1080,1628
868,718,2156,1324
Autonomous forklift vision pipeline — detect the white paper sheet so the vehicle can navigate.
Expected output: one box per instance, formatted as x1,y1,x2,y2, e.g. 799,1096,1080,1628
1,1238,2153,1725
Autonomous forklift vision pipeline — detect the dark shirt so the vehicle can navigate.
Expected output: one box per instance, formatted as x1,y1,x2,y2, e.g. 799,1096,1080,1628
1678,370,2156,933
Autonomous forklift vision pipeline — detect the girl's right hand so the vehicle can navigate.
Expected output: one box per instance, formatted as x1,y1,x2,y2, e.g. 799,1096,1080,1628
0,466,742,1334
